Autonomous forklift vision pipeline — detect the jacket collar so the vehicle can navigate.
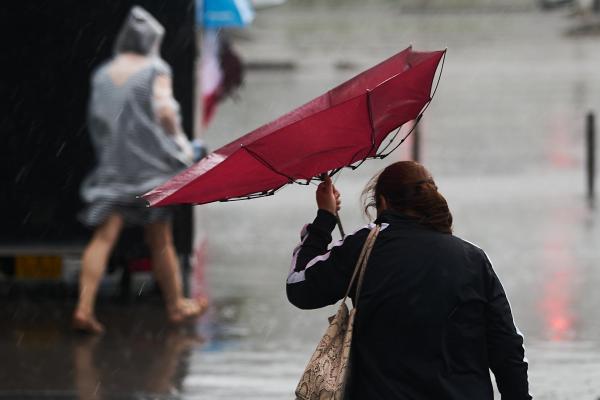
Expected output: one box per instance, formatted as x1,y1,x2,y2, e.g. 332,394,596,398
374,209,428,229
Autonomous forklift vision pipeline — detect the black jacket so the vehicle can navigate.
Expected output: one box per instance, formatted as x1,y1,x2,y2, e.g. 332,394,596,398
287,210,531,400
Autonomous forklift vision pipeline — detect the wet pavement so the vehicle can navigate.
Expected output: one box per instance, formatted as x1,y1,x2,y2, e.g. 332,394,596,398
4,2,600,399
0,293,196,399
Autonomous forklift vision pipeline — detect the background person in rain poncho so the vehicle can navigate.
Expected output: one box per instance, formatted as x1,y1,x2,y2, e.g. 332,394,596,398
73,6,206,334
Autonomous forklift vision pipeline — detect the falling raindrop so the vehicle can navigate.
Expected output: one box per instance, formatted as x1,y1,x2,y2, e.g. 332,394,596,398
56,142,66,157
21,211,32,226
15,165,29,183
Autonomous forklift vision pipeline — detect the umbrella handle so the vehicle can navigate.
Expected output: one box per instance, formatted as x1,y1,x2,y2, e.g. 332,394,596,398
335,212,346,238
319,172,345,237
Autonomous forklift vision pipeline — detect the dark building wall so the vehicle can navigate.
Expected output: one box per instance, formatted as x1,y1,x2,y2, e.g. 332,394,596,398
1,1,196,246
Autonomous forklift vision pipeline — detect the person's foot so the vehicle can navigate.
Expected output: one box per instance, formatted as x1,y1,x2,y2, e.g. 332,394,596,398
72,311,105,335
168,297,209,325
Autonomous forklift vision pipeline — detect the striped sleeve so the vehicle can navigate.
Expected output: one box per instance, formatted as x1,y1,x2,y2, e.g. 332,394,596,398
286,210,368,310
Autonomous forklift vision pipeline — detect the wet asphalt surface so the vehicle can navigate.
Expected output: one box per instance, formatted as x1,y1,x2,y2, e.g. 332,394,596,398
4,2,600,399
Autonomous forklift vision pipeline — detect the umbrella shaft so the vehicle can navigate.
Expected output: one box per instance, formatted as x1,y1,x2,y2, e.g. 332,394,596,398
335,213,345,237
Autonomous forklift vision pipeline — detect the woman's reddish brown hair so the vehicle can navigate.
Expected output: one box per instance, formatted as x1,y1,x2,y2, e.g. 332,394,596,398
362,161,453,234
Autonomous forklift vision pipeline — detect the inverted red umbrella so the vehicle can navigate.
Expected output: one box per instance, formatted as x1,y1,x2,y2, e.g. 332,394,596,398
143,46,446,207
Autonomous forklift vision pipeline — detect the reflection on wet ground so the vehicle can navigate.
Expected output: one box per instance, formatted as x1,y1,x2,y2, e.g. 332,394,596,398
5,2,600,399
0,296,201,399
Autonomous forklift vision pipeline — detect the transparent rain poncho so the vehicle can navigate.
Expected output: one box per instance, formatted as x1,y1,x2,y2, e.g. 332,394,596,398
80,6,192,227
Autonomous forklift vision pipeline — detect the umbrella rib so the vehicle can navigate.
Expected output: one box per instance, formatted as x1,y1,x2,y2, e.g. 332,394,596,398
375,125,402,156
377,114,422,159
241,146,344,187
327,167,343,178
344,90,378,171
240,144,297,184
219,189,278,202
377,49,447,159
367,89,376,147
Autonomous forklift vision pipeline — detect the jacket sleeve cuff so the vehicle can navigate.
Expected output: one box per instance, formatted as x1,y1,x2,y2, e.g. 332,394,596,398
313,209,338,233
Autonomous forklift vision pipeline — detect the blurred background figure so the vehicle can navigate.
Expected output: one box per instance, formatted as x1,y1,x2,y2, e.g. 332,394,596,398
198,0,250,128
73,6,207,334
200,29,244,128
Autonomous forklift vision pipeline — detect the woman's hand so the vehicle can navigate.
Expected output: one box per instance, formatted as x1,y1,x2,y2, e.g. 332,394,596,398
316,175,341,215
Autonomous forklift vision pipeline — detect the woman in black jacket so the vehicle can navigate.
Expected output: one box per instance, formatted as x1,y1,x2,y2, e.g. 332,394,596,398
287,161,532,399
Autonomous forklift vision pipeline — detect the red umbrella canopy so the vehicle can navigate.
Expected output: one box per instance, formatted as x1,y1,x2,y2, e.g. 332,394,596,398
144,46,446,206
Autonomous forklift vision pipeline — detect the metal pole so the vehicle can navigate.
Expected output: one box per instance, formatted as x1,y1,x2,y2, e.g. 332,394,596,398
586,111,596,206
412,121,421,162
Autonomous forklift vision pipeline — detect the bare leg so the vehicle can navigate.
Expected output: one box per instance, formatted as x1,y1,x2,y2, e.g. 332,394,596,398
73,213,124,334
145,221,207,322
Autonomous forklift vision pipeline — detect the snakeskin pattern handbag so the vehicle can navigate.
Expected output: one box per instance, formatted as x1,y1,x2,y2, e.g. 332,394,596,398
295,225,381,400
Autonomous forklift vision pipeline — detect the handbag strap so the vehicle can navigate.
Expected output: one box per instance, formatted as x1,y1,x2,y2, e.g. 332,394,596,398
342,224,381,306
